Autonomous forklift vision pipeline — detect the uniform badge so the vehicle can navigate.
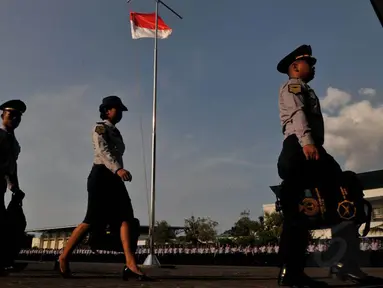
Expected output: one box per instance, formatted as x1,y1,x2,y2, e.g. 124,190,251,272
337,200,356,220
288,84,302,94
299,198,320,217
95,125,105,135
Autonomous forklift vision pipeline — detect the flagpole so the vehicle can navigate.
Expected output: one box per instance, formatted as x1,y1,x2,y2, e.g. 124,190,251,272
143,0,160,267
128,0,182,268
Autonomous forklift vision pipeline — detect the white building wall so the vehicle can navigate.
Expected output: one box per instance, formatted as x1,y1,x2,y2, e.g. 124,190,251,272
262,204,276,215
363,188,383,199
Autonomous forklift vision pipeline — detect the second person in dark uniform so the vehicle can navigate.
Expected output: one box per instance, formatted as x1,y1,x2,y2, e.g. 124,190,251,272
0,100,27,275
276,45,383,287
58,96,151,281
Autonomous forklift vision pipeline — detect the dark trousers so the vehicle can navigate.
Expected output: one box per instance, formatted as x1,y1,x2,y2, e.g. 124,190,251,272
277,135,342,274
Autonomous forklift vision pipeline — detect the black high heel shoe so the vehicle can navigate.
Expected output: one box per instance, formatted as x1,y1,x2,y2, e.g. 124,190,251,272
54,259,72,278
122,265,154,281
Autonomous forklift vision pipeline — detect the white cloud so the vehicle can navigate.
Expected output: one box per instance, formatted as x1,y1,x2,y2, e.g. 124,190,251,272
358,88,376,97
321,88,383,172
320,87,351,113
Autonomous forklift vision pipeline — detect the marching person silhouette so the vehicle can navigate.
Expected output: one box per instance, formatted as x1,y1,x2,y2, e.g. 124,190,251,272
275,45,383,287
57,96,152,281
0,100,27,275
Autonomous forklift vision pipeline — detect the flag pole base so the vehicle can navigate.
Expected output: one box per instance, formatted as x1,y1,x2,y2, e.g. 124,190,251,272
142,254,161,267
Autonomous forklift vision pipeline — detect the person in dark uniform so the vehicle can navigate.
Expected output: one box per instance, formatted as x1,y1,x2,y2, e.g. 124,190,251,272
276,45,383,287
0,100,26,275
58,96,151,281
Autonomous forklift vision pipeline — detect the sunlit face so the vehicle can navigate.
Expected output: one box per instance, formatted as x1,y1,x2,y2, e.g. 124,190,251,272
296,59,315,82
2,109,22,130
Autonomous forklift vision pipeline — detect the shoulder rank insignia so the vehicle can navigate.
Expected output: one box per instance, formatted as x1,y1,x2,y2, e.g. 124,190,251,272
95,125,106,135
288,84,302,94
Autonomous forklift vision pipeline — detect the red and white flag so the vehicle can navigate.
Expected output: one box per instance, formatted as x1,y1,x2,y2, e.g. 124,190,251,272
130,12,172,39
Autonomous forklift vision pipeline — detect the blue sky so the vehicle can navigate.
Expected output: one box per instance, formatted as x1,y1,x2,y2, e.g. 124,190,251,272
2,0,383,232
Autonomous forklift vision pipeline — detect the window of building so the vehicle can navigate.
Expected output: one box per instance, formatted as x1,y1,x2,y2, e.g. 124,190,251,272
373,207,383,220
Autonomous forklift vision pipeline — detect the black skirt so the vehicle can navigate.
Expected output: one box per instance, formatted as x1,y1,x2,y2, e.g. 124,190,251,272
83,164,134,225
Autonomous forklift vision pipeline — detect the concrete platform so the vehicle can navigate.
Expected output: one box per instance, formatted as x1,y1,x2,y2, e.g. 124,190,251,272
0,262,383,287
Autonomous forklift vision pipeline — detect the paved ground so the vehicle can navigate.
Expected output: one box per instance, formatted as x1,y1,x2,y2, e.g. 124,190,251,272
1,262,383,287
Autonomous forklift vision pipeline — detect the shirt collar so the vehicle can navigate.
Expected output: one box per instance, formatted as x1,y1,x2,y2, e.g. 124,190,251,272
0,124,12,134
103,119,115,128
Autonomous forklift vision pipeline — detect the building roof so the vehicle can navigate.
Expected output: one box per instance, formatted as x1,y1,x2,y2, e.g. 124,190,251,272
270,169,383,196
356,169,383,190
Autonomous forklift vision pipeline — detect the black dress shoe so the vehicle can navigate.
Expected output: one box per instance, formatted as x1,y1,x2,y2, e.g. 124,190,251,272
122,265,154,281
278,265,305,287
347,274,383,285
278,265,328,287
278,265,301,287
329,264,383,285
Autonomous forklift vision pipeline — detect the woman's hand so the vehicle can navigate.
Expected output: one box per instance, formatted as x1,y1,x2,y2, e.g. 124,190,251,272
117,169,132,182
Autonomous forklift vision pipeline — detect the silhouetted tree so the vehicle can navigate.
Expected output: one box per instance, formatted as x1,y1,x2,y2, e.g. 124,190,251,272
154,220,176,244
184,216,218,245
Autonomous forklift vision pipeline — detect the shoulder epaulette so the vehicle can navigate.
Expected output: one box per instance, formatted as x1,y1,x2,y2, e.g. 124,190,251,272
95,123,106,135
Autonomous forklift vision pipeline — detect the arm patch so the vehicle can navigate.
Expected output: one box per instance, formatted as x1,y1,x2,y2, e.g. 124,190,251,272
288,84,302,94
95,125,106,135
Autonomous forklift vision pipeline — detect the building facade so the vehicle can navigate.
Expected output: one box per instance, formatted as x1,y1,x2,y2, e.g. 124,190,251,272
27,224,184,249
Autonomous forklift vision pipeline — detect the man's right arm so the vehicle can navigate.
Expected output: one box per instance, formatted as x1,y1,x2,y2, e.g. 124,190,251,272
281,83,314,147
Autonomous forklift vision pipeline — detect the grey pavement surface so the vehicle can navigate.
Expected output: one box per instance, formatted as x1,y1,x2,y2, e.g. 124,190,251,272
1,262,383,287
